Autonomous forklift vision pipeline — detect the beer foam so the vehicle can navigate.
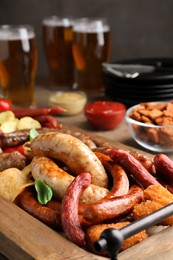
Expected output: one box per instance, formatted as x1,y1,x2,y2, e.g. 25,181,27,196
0,27,35,40
43,17,73,27
73,20,110,33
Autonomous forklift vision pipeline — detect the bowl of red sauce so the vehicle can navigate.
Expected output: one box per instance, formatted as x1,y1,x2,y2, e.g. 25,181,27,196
84,101,126,130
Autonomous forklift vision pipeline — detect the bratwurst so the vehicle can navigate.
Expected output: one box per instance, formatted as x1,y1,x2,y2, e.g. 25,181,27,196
31,156,109,204
30,132,108,188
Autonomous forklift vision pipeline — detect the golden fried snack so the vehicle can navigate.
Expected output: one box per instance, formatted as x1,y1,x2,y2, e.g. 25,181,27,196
133,185,173,225
0,167,33,202
85,221,148,256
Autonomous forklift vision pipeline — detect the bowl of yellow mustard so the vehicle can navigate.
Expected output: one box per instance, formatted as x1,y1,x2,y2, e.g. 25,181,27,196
49,91,87,116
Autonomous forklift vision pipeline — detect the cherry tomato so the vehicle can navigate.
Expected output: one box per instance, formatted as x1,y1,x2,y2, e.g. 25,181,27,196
0,98,12,111
84,101,126,130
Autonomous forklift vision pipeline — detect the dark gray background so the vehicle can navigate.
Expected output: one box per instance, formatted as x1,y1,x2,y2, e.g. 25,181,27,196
0,0,173,79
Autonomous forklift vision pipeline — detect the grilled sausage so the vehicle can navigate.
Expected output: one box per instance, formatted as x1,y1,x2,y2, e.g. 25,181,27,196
78,162,130,215
61,172,91,247
0,151,26,171
30,132,108,188
154,153,173,183
0,126,99,148
83,185,144,223
107,148,160,188
16,187,62,229
30,156,109,204
105,163,129,198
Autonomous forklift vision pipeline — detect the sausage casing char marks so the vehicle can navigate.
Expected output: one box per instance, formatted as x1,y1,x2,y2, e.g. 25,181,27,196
30,132,108,188
30,156,109,204
61,172,91,247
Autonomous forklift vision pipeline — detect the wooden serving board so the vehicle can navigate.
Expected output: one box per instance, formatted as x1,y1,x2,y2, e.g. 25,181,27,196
1,132,173,260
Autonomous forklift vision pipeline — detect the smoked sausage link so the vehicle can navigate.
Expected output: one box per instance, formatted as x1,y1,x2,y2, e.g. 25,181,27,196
78,163,130,215
16,187,62,229
94,151,129,197
83,185,144,223
154,153,173,183
107,148,160,188
0,151,26,171
61,172,91,247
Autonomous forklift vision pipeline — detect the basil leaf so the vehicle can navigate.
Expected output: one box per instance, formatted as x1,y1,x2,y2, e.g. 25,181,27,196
34,179,53,205
30,128,39,141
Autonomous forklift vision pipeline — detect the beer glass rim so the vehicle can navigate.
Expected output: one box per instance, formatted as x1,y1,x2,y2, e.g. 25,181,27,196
73,17,110,33
0,25,35,39
74,17,108,22
42,16,74,27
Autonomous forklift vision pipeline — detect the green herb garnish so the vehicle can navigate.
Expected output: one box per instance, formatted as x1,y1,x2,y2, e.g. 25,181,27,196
34,179,53,205
29,128,39,141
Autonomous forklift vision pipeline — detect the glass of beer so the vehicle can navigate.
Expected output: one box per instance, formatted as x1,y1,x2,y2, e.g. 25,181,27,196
0,25,37,107
42,16,74,89
72,18,111,93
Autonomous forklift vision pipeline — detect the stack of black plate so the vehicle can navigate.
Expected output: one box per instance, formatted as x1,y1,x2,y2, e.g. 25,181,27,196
103,58,173,107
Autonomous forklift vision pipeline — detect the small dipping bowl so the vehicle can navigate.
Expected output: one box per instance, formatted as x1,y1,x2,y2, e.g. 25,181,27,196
84,101,126,130
49,91,87,116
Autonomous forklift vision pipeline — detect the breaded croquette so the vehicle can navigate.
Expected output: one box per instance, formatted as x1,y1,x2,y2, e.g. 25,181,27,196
85,221,148,256
133,185,173,225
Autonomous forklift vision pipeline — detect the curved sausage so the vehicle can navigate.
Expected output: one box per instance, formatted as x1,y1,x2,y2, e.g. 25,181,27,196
106,148,160,188
30,156,109,204
61,172,91,247
95,152,129,196
154,153,173,183
105,163,129,198
78,162,130,215
83,185,144,223
16,187,62,229
30,132,108,188
94,151,113,165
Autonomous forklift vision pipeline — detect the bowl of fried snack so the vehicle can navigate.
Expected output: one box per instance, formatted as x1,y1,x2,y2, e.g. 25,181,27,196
126,100,173,152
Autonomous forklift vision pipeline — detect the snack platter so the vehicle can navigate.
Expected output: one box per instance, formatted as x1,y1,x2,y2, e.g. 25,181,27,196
1,122,173,260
